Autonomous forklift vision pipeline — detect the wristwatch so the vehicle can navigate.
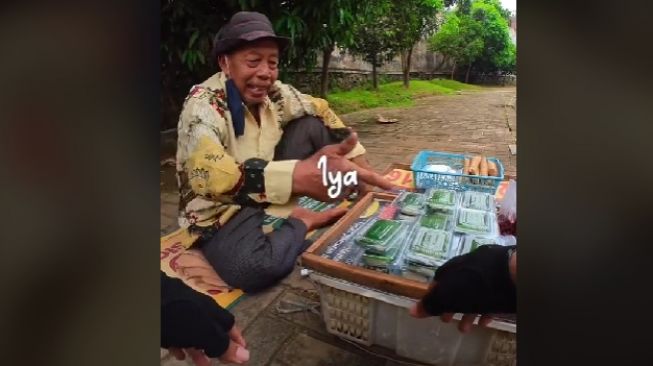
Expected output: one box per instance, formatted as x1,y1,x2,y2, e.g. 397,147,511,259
242,158,267,193
234,158,268,207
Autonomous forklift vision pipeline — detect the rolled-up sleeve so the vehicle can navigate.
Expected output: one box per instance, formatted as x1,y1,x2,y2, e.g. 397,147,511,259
263,160,298,204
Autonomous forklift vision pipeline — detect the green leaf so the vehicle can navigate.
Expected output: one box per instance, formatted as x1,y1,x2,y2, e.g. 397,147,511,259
189,30,199,48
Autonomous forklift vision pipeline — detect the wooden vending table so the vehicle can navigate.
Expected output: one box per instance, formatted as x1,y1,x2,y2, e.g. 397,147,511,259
301,162,516,299
301,190,428,299
300,162,516,365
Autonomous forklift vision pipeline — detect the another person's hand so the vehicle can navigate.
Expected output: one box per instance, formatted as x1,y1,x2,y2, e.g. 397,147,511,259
292,131,395,201
409,245,516,333
289,206,347,231
161,272,250,364
169,325,247,365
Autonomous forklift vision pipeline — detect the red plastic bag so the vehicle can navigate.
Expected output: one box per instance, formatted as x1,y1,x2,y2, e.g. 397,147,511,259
498,179,516,235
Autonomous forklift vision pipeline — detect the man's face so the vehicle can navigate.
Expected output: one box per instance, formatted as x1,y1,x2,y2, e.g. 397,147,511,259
219,39,279,105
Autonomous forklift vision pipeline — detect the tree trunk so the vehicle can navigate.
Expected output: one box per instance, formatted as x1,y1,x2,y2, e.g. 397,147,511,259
320,45,334,98
400,51,407,87
434,54,448,72
451,60,457,80
402,47,413,88
465,63,472,83
372,53,378,90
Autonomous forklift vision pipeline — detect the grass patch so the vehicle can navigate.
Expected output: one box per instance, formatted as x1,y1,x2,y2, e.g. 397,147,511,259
327,79,479,114
429,78,481,91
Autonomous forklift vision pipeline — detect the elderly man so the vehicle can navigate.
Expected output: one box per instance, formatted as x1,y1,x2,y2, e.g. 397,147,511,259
176,11,393,293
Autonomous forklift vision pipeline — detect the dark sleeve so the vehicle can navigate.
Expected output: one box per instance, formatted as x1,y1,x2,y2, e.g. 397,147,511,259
161,272,235,357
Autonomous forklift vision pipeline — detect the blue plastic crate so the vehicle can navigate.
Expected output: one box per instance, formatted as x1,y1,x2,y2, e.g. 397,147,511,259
410,150,504,194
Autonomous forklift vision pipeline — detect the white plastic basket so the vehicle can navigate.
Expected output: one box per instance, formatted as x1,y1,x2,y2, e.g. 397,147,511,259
310,271,516,366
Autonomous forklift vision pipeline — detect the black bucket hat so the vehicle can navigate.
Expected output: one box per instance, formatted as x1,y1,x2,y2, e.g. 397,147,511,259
212,11,290,59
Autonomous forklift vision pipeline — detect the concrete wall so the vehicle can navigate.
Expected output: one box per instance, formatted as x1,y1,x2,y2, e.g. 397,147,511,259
285,37,515,94
315,39,448,74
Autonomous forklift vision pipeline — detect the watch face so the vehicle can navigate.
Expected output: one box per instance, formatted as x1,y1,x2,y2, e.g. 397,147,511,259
242,159,267,194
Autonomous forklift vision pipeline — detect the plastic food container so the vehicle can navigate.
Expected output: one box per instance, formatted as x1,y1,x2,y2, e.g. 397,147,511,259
394,191,426,216
425,188,460,214
355,219,403,251
459,235,502,255
419,212,453,231
405,228,452,267
460,191,496,212
454,208,496,235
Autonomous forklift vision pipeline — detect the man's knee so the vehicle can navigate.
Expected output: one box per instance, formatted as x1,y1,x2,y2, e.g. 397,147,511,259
275,116,350,160
284,115,350,142
285,115,324,129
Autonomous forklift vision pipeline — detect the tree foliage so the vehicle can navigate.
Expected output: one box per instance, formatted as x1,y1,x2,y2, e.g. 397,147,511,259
346,0,400,89
390,0,444,87
468,0,515,73
426,0,515,80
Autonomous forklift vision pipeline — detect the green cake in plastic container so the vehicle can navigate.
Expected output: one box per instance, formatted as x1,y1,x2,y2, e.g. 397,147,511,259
425,189,458,213
405,228,452,267
395,191,425,216
460,191,495,212
357,219,401,245
455,208,494,235
419,212,451,230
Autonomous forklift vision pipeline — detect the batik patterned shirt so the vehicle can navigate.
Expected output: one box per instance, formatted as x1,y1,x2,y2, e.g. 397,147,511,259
176,72,366,231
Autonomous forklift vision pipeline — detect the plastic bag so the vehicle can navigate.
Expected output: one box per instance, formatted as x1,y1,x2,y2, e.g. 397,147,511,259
498,179,517,235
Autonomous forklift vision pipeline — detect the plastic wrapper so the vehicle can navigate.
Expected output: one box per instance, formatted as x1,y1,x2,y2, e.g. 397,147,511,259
331,241,366,265
425,188,459,214
405,262,436,278
322,221,366,264
454,208,496,235
419,212,452,230
388,224,418,275
363,250,400,268
498,179,517,235
401,268,433,283
459,235,500,255
394,191,426,216
460,191,496,212
298,196,338,212
355,219,403,253
405,228,452,267
360,221,410,268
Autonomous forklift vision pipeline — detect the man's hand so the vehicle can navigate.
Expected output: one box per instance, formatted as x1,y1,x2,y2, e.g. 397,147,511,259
161,272,249,364
289,206,347,232
409,245,516,333
292,131,395,201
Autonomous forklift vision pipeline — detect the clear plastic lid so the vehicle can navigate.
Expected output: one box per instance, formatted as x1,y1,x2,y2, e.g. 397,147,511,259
356,218,410,258
425,188,460,208
454,208,497,235
405,227,453,267
419,212,453,231
393,191,426,216
459,235,501,255
460,191,496,212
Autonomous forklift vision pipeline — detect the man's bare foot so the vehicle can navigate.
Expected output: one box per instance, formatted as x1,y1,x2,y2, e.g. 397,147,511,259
290,206,347,231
